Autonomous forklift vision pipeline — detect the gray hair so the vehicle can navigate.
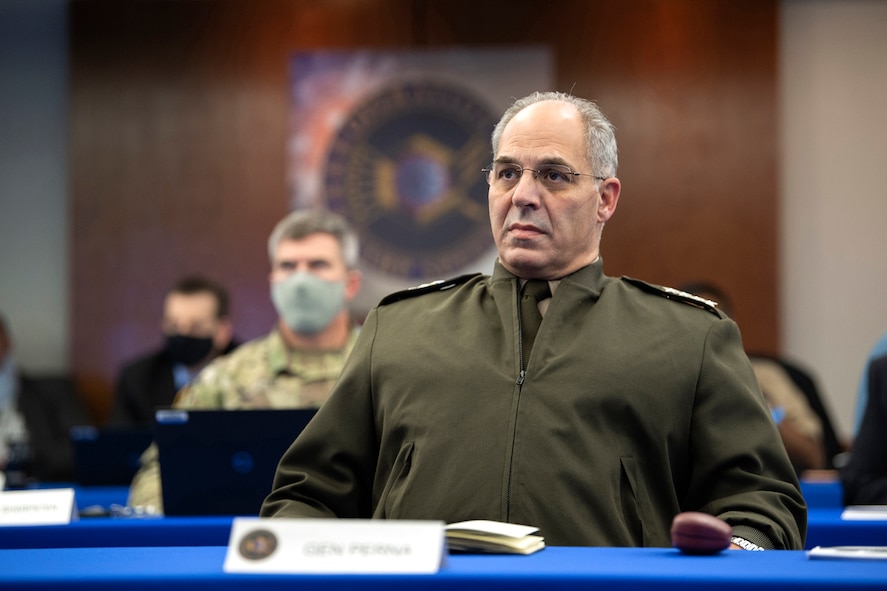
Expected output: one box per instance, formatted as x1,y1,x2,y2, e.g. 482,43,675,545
267,209,360,269
490,91,618,179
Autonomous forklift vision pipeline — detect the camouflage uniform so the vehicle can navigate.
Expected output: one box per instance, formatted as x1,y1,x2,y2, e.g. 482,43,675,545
127,327,358,512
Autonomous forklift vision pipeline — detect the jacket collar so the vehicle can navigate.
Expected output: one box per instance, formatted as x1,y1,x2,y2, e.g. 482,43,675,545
491,257,608,299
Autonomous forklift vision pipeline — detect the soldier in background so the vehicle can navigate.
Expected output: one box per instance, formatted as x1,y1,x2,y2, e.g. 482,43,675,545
261,92,804,550
110,275,237,428
127,209,362,512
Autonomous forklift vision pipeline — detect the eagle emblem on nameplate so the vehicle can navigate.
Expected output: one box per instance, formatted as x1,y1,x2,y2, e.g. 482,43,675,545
323,80,496,279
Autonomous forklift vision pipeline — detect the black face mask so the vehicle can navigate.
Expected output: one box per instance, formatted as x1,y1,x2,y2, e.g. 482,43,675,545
164,334,214,366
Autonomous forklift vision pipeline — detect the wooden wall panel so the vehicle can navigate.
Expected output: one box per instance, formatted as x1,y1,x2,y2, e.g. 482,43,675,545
70,0,778,422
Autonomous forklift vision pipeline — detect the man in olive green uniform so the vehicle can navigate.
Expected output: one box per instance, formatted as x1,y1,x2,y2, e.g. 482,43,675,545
128,209,362,512
261,92,806,550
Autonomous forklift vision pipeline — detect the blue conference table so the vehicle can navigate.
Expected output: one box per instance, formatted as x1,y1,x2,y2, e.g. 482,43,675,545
807,509,887,548
2,480,882,550
0,545,884,590
3,508,886,550
62,480,841,510
73,485,130,511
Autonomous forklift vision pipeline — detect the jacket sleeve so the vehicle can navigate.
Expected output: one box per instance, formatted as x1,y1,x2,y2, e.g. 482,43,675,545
127,443,163,512
688,318,807,549
260,310,380,519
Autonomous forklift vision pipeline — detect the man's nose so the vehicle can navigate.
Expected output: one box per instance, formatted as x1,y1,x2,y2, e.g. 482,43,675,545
511,172,543,207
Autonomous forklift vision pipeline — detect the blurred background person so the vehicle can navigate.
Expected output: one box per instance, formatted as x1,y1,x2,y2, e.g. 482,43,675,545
852,331,887,436
109,275,237,428
0,312,29,486
1,311,90,486
127,208,362,512
841,352,887,505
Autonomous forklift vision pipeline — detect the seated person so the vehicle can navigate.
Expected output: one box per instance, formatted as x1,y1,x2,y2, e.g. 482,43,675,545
261,92,805,550
852,331,887,436
0,312,28,484
109,275,237,427
127,209,362,512
1,312,90,485
841,352,887,505
751,357,827,472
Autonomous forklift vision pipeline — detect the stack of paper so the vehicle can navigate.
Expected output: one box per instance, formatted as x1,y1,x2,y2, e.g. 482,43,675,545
445,520,545,555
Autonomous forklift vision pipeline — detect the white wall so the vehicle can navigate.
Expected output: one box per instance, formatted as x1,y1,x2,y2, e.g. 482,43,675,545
1,0,885,440
0,0,68,372
780,0,887,440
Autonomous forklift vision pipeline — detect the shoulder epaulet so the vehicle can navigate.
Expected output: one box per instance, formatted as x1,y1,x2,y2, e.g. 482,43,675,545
378,273,482,306
621,277,721,316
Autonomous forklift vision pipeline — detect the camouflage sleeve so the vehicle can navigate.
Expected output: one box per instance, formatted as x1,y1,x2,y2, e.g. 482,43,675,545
127,443,163,513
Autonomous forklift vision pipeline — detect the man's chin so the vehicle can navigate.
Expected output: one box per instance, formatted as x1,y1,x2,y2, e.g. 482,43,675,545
499,251,548,278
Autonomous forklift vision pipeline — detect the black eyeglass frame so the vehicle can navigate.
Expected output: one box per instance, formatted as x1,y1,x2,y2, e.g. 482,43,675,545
482,163,606,186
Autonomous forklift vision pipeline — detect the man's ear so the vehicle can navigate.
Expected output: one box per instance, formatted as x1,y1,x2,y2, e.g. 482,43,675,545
345,269,362,302
597,177,621,223
214,317,234,350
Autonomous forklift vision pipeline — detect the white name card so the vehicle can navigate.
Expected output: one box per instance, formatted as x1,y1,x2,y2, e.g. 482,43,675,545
223,517,445,574
842,505,887,521
0,488,77,526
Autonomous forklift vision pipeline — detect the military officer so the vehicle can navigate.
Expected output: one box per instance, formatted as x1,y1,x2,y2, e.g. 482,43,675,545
260,92,806,550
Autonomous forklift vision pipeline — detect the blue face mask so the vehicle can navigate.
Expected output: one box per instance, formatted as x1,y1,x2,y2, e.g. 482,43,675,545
271,272,346,335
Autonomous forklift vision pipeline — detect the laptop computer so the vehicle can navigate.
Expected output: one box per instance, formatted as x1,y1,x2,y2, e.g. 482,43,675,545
154,408,317,516
70,425,154,486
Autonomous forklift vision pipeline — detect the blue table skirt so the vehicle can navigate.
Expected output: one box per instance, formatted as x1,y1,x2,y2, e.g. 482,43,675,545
0,546,884,591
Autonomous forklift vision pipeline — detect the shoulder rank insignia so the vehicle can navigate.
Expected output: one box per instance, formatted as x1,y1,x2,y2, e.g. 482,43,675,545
621,277,721,316
378,273,481,306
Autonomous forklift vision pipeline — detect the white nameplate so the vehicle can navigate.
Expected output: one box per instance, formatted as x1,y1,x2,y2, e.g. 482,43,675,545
223,517,445,574
842,505,887,521
0,488,77,526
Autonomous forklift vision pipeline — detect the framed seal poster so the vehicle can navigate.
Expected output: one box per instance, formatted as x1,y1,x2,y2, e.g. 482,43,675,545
289,48,553,312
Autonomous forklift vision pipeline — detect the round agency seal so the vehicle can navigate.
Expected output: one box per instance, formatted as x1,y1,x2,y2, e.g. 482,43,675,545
324,80,496,279
238,529,278,561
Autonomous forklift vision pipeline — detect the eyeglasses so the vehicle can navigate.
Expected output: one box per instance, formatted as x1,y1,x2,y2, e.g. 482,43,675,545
482,162,605,192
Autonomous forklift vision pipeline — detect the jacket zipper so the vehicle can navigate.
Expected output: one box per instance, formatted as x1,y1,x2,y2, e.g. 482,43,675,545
515,282,527,386
507,281,526,519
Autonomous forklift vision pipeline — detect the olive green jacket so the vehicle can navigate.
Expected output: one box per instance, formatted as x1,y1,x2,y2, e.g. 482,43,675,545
262,260,806,549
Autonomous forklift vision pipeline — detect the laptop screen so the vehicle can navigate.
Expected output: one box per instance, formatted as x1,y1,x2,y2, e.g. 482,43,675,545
71,426,153,486
154,408,317,516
